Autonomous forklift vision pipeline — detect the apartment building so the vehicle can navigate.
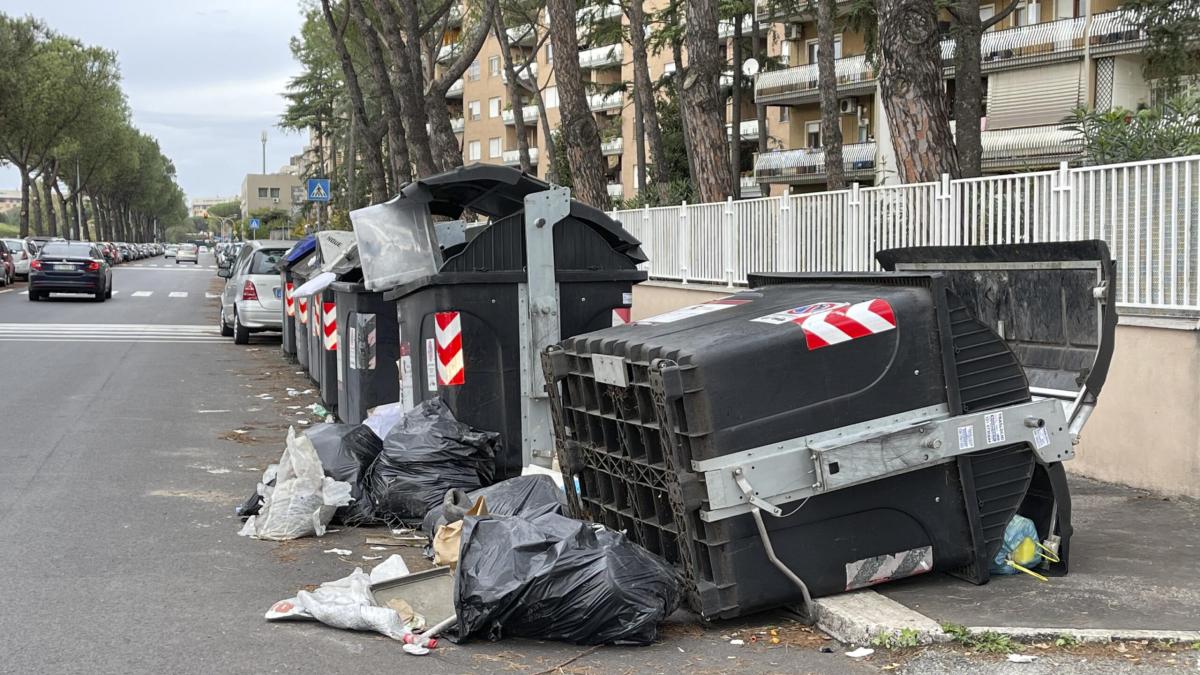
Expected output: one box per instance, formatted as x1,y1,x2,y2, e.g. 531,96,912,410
753,0,1154,192
190,195,237,218
440,2,789,202
239,172,304,218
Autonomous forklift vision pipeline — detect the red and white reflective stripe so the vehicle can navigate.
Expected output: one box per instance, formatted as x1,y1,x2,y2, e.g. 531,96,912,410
434,311,464,386
285,282,295,317
611,307,631,326
322,302,338,351
297,297,309,324
795,299,896,350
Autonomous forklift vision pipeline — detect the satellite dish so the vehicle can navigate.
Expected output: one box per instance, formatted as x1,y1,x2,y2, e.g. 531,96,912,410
742,58,760,77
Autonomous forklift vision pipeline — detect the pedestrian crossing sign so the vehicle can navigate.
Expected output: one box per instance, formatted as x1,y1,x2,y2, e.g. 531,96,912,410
307,178,331,202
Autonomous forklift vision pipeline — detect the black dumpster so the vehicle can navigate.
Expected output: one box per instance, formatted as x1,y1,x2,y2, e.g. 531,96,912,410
545,242,1116,620
333,279,400,425
279,235,317,362
290,258,316,377
352,165,647,481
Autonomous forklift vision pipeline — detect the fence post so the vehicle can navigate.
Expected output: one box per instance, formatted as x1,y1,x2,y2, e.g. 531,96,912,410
724,197,735,287
1050,160,1072,241
937,173,953,246
848,182,863,270
775,194,791,273
641,205,651,275
679,200,689,284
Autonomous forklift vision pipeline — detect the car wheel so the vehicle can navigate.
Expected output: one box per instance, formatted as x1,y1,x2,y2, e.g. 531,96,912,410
105,284,113,299
28,289,38,301
233,310,250,345
219,307,234,337
175,260,179,265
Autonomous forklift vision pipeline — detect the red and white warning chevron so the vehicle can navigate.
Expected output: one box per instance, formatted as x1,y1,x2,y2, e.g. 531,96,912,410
297,296,309,325
434,311,464,386
285,282,295,317
611,307,631,326
790,299,896,350
322,301,338,351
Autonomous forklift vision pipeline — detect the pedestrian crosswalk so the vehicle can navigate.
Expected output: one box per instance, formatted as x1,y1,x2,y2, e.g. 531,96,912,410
18,290,190,298
0,323,225,344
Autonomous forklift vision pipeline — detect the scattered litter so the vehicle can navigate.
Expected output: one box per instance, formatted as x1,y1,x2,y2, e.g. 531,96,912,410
196,409,231,414
307,403,329,416
325,415,335,423
324,548,353,556
286,388,301,397
402,643,429,656
1008,654,1038,664
364,534,428,547
297,420,310,425
730,639,745,646
287,405,302,410
362,555,383,561
239,427,352,540
247,407,262,412
231,429,248,435
256,394,274,400
367,554,410,584
206,468,230,474
819,646,835,653
845,647,875,659
266,568,412,641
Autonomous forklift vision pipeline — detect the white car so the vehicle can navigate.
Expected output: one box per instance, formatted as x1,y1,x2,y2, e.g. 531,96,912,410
165,246,178,258
198,245,209,254
2,238,37,278
176,243,199,264
218,240,295,344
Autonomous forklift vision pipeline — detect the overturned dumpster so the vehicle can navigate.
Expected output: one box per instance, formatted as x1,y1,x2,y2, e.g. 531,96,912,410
351,165,646,480
544,241,1116,620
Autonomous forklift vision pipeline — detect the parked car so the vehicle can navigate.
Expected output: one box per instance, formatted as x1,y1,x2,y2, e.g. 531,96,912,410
218,240,294,344
28,241,112,302
165,245,178,258
176,243,199,264
96,242,118,266
2,238,35,280
0,240,14,286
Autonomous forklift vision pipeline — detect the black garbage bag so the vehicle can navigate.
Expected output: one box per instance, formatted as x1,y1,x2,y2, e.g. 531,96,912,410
421,474,566,535
454,512,681,646
304,422,384,524
364,399,499,522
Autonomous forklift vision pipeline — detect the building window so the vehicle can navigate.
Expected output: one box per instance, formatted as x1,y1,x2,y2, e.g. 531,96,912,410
467,140,481,161
468,59,481,80
489,55,501,76
780,106,790,122
806,121,821,148
858,120,870,143
544,86,559,109
489,137,502,158
468,100,481,120
806,36,843,64
781,40,791,66
546,43,553,62
257,187,268,198
489,97,501,118
1014,1,1040,25
269,187,280,198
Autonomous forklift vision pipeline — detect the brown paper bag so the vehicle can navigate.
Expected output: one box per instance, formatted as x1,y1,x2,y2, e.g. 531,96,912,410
432,496,488,568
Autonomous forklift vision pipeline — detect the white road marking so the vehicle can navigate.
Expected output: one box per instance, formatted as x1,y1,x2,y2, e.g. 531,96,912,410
205,292,220,299
19,290,28,295
131,291,153,297
169,291,188,298
0,289,12,294
0,322,224,344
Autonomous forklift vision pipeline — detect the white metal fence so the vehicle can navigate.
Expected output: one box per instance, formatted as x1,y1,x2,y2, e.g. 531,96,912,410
611,155,1200,315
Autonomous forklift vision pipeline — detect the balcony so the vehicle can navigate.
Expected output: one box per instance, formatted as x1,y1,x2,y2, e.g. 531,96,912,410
501,61,538,84
754,142,878,184
588,91,624,112
446,78,464,98
741,175,763,197
717,16,754,39
579,43,622,70
437,42,460,64
450,117,464,134
502,147,540,166
607,183,624,199
502,104,540,126
980,125,1084,170
726,119,761,141
601,137,623,155
754,54,877,105
941,14,1090,72
507,23,536,47
577,3,622,23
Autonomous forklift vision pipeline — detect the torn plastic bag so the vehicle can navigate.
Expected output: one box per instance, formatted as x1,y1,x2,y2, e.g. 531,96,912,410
990,514,1044,575
364,399,499,522
236,464,278,519
454,512,681,646
267,567,413,641
421,474,567,535
246,427,354,540
363,401,407,440
305,423,384,524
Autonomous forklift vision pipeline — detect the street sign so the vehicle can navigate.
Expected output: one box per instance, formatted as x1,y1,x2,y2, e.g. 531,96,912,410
249,218,261,230
307,178,331,202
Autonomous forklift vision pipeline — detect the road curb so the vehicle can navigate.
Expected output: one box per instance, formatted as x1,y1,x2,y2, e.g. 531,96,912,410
813,589,1200,647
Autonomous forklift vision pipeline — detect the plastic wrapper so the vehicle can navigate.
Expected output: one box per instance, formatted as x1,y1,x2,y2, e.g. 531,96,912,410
990,514,1044,575
421,474,566,535
364,399,499,522
305,423,384,524
242,428,353,540
454,512,680,646
267,568,412,641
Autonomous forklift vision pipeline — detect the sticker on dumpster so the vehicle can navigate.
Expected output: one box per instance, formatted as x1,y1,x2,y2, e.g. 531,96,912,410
845,545,933,591
984,411,1006,444
399,342,414,409
322,302,338,351
637,298,749,325
285,282,295,317
622,292,633,305
957,425,976,451
358,313,377,370
424,338,437,392
434,311,465,386
612,307,631,326
1033,426,1051,450
753,299,896,351
348,325,358,370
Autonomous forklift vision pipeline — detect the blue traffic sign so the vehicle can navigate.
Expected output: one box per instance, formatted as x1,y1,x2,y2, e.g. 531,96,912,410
249,218,261,230
307,178,331,202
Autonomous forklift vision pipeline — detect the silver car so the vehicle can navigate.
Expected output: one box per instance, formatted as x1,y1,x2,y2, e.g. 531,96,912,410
176,243,198,264
218,239,295,344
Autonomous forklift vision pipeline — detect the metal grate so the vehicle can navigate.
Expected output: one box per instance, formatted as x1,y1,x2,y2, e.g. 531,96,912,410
1095,57,1115,111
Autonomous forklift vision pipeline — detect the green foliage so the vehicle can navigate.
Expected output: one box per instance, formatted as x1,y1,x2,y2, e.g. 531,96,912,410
1066,93,1200,164
870,628,922,650
206,200,242,220
941,623,1016,654
1054,634,1081,648
1122,0,1200,95
549,130,573,189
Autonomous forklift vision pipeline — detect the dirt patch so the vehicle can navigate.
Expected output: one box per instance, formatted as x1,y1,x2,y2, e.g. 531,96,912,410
220,429,268,445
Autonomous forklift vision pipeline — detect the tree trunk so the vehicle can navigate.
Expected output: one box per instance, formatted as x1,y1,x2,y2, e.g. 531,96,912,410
19,169,31,238
80,194,91,240
876,0,959,183
32,178,43,236
816,0,846,189
673,42,698,191
42,166,59,238
321,0,389,202
348,0,411,187
953,0,1018,178
680,0,732,203
528,79,560,184
627,0,669,202
494,13,532,173
545,0,610,207
371,0,439,178
54,182,73,240
731,14,744,198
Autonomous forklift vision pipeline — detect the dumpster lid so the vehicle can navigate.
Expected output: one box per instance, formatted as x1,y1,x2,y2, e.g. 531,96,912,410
294,271,338,298
316,230,356,266
283,235,317,266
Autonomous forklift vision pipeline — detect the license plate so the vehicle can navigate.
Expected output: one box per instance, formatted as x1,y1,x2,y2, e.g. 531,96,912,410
54,264,74,271
273,287,282,299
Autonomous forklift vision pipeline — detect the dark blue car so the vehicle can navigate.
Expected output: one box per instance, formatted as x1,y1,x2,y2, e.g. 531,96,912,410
29,241,113,302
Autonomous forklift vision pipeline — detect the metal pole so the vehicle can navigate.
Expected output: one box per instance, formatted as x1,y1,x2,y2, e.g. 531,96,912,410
261,130,268,174
731,14,743,199
76,157,84,240
754,1,767,156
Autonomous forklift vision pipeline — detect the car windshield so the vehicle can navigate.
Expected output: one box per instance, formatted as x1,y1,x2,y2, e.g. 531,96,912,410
3,239,21,251
180,244,196,251
248,249,285,275
40,243,94,257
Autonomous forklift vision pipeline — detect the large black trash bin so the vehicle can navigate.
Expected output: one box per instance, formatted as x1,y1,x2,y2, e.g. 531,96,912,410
352,165,648,481
313,286,339,411
279,235,317,362
545,241,1116,620
290,257,316,376
333,279,400,425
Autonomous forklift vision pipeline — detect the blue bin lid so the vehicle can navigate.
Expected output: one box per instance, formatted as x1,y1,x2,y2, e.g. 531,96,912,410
282,235,317,266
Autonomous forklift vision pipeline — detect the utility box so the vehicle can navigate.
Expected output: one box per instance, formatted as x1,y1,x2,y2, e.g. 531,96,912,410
544,242,1116,619
353,165,647,481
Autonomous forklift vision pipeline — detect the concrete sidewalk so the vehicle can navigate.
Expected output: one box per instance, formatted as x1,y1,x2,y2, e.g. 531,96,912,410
873,475,1199,636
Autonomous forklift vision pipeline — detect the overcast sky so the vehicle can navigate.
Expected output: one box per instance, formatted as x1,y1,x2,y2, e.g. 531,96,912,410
0,0,307,203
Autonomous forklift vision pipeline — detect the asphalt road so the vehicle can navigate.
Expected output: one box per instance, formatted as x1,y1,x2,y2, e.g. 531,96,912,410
0,253,1189,674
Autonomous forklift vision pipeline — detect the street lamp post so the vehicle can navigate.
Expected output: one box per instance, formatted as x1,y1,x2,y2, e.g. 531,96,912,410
261,130,268,174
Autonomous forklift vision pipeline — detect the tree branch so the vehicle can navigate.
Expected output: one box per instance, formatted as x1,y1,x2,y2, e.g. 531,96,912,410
982,0,1021,30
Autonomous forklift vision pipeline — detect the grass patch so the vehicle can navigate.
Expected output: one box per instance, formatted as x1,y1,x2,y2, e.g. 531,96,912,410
1055,634,1081,648
940,623,1016,654
870,627,922,650
0,222,19,238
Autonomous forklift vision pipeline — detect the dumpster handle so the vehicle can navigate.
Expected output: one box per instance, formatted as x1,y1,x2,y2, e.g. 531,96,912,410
736,468,815,624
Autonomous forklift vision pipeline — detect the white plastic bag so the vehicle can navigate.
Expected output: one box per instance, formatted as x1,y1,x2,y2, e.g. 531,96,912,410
295,568,411,640
250,427,353,540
